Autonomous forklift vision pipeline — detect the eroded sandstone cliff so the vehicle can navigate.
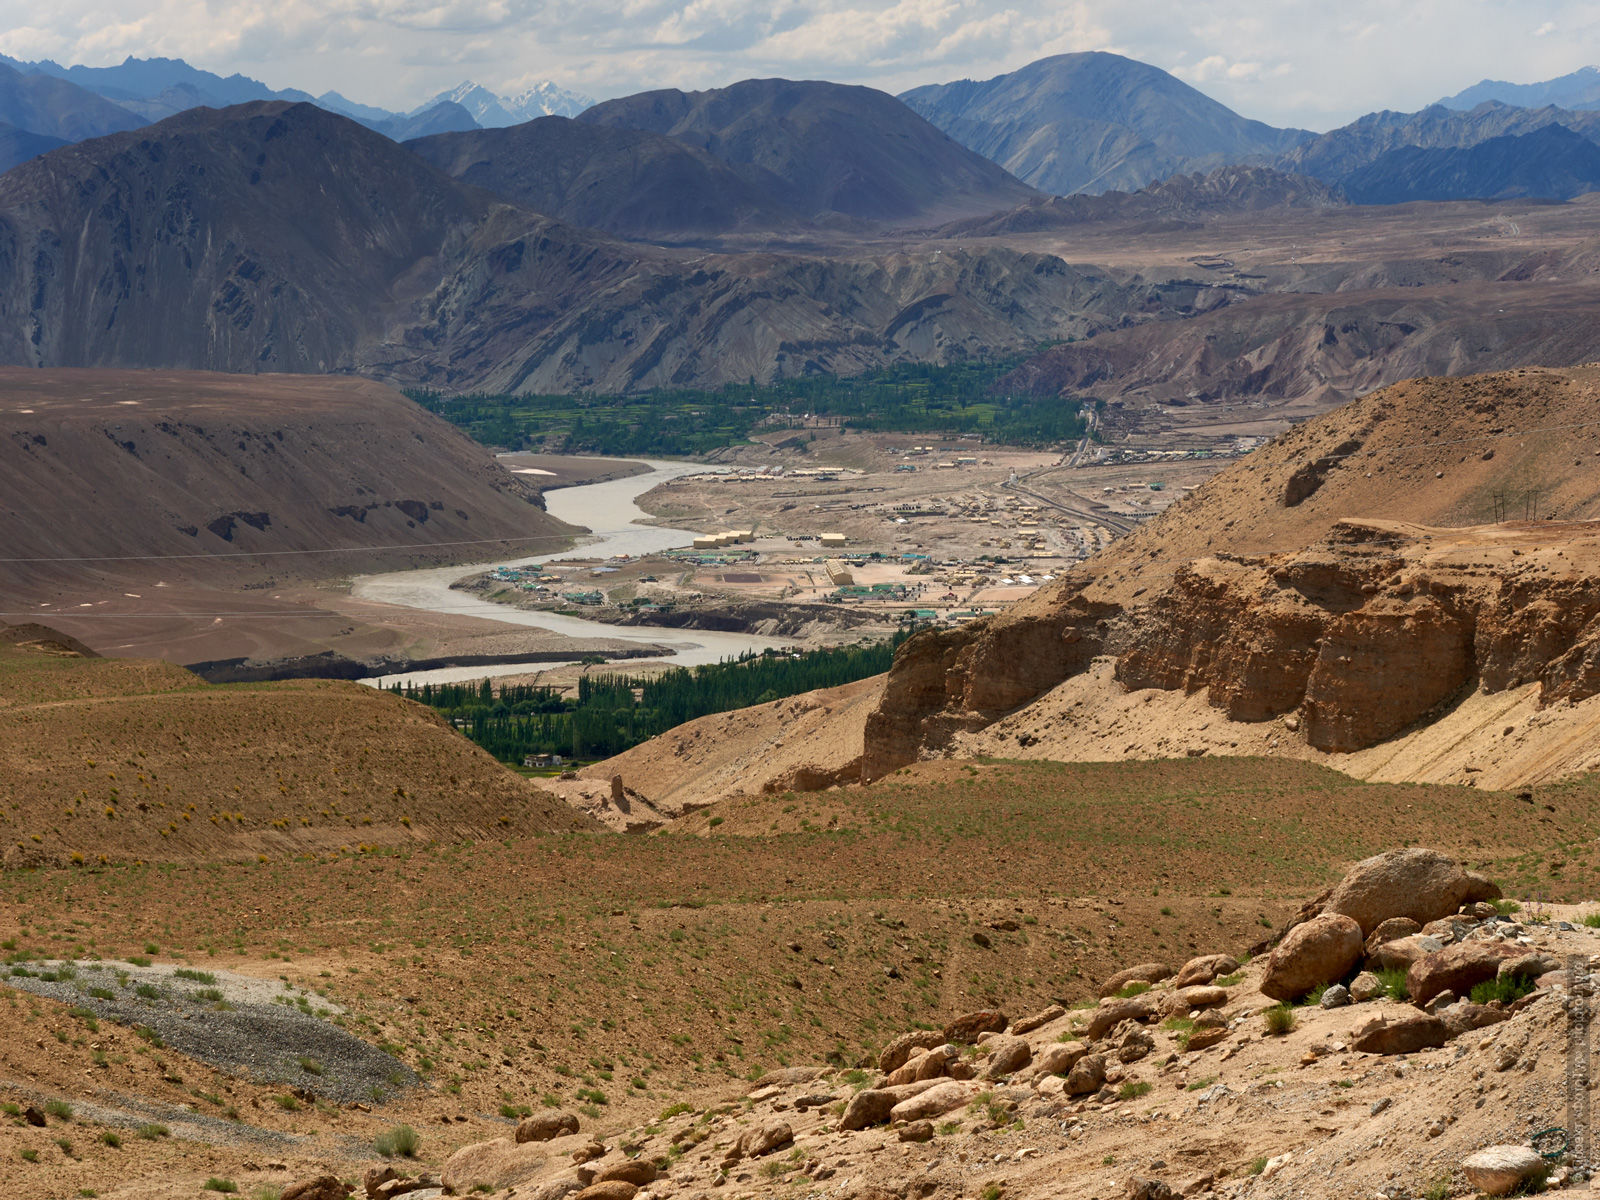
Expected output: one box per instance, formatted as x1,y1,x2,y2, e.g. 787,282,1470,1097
864,366,1600,777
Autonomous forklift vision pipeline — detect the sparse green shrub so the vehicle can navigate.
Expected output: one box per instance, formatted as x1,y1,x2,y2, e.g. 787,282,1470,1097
1264,1005,1295,1037
203,1180,238,1194
1376,967,1410,1002
1470,975,1536,1006
99,1131,121,1148
1114,981,1151,999
44,1099,73,1121
1118,1081,1152,1100
135,1123,168,1140
375,1124,419,1158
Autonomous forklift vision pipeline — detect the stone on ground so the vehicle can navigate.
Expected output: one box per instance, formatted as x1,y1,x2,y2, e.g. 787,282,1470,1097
1323,848,1499,935
1261,912,1363,1000
1461,1145,1547,1196
517,1112,580,1143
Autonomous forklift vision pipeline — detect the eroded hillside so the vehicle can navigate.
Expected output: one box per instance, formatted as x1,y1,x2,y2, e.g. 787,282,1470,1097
862,366,1600,786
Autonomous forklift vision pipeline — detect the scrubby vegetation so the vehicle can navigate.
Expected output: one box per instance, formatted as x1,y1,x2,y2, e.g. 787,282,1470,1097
393,638,901,763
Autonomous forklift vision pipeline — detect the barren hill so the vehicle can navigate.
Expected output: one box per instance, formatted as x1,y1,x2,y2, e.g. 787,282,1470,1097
578,77,1040,225
0,632,597,868
0,369,569,571
900,52,1307,196
406,116,806,238
863,366,1600,787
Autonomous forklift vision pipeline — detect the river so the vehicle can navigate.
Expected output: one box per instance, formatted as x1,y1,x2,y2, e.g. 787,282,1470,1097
351,459,787,687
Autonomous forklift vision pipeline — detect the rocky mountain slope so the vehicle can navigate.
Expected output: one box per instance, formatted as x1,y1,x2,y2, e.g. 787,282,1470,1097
1274,101,1600,190
406,117,805,238
0,60,144,144
1341,123,1600,203
579,77,1040,225
1001,276,1600,415
861,366,1600,784
942,164,1345,236
0,100,1184,391
900,52,1307,196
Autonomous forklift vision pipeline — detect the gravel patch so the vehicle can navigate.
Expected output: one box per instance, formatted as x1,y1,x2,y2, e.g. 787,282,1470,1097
2,959,417,1105
0,1078,301,1148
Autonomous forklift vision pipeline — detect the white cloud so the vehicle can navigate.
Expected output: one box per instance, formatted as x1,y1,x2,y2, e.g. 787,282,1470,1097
0,0,1598,129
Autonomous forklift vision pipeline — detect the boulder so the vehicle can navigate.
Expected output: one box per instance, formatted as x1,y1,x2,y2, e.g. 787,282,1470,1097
1349,972,1383,1002
1363,917,1421,955
1441,1003,1511,1037
595,1162,657,1186
983,1036,1032,1079
750,1066,830,1088
572,1142,607,1164
1010,1004,1066,1036
282,1180,351,1200
1366,934,1444,973
878,1030,949,1073
1461,1145,1547,1196
1118,1028,1155,1063
364,1167,399,1200
735,1119,793,1159
574,1184,637,1200
1499,952,1561,981
913,1044,964,1082
889,1079,979,1123
1323,848,1500,936
1098,963,1174,997
1408,942,1519,1006
1065,1053,1107,1095
517,1112,580,1143
840,1080,943,1131
1260,913,1363,1001
1177,985,1228,1008
898,1120,935,1143
1125,1177,1175,1200
1319,984,1351,1009
1184,1027,1228,1052
1351,1014,1453,1055
1031,1041,1087,1077
1173,954,1237,988
943,1009,1008,1043
1087,997,1155,1040
442,1139,551,1192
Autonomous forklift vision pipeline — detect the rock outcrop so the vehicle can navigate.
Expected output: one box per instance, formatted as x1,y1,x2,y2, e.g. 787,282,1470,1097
862,368,1600,782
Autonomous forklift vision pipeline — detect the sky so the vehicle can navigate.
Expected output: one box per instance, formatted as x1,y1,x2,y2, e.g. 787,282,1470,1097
1,0,1598,130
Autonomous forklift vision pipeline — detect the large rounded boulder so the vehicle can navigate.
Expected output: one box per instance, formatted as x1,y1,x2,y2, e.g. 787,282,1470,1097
1261,913,1363,1001
1323,849,1499,936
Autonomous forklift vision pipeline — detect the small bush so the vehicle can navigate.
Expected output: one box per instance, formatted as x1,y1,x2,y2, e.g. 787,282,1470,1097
174,968,217,984
19,1148,38,1163
1493,899,1522,916
1582,913,1600,929
1263,1005,1296,1037
136,1123,169,1140
100,1131,122,1148
375,1124,420,1158
1470,975,1536,1006
1117,1081,1152,1100
1376,967,1410,1002
1249,1157,1268,1176
272,1095,300,1111
297,1057,324,1076
1114,981,1152,999
1186,1076,1217,1091
203,1180,238,1194
44,1099,73,1121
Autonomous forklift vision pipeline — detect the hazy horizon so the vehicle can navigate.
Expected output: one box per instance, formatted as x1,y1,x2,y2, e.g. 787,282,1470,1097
1,1,1597,132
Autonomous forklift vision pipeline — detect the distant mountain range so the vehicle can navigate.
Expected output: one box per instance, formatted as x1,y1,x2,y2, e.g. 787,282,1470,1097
1439,66,1600,112
0,100,1166,391
899,52,1309,195
578,78,1038,225
414,81,594,126
0,53,591,164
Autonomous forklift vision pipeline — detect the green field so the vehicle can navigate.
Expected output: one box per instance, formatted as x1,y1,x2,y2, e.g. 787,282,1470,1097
407,358,1090,455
